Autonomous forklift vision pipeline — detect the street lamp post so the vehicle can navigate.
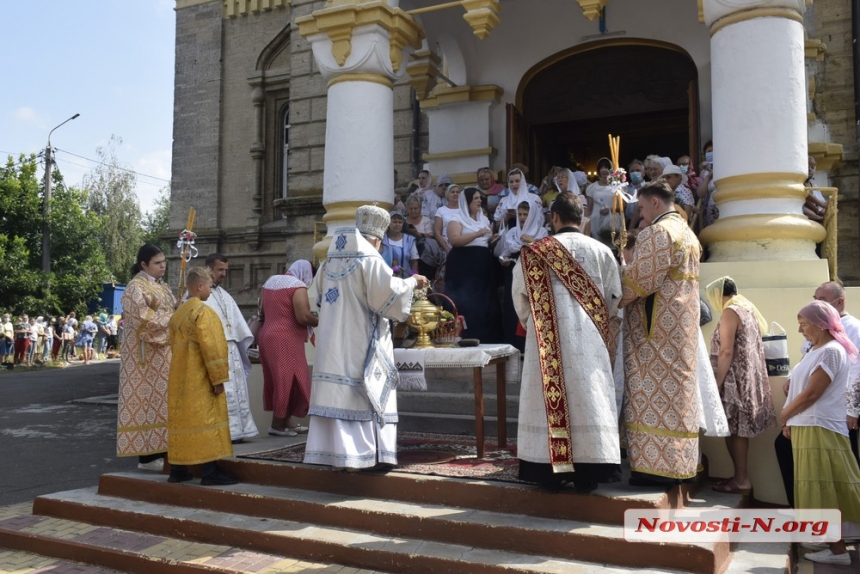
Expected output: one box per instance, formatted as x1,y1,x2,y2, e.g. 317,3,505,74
42,113,80,273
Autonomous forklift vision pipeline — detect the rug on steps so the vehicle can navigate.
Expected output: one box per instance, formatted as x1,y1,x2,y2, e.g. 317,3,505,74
239,431,525,484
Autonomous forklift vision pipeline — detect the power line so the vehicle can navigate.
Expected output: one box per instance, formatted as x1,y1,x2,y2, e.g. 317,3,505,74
52,156,167,188
54,147,171,183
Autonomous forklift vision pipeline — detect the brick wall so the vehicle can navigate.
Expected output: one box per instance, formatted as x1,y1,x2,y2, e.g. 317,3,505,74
811,0,860,283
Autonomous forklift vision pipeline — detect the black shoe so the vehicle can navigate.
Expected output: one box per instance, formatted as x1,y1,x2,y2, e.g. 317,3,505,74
231,439,244,444
629,472,675,488
167,470,194,483
200,466,239,486
572,480,598,494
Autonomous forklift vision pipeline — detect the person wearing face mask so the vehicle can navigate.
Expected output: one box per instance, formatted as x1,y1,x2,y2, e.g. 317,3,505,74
624,159,646,228
696,141,718,228
676,155,700,189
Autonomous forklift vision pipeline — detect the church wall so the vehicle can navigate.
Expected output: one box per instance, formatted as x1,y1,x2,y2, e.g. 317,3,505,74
414,0,711,173
220,12,290,226
172,1,223,232
811,0,859,283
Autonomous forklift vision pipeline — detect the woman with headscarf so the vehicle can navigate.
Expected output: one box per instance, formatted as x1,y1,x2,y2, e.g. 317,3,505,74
259,260,319,437
117,244,176,471
781,301,860,566
539,166,581,210
499,200,548,351
446,187,503,343
494,168,542,230
706,276,777,494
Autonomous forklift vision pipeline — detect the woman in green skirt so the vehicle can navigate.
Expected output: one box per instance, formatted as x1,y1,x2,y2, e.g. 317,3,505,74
781,300,860,566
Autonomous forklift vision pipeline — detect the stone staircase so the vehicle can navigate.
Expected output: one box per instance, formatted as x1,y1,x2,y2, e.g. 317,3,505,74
0,454,793,573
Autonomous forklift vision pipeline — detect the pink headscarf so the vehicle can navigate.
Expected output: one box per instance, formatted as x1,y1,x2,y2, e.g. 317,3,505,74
287,260,314,287
798,300,859,360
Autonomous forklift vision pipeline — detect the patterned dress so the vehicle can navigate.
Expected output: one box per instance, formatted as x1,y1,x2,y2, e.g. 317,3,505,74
117,273,176,457
709,305,777,437
621,211,702,479
259,275,312,420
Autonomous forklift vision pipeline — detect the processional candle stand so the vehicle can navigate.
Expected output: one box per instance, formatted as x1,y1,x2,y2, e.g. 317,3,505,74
607,134,628,253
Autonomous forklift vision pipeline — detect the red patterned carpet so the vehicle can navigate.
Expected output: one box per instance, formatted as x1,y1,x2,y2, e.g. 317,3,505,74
240,432,523,483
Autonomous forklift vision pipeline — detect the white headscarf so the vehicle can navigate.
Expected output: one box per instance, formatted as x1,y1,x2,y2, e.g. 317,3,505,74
506,168,532,205
287,260,314,286
557,168,581,195
455,187,491,235
502,201,548,257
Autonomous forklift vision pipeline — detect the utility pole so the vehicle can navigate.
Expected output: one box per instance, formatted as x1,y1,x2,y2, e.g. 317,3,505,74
42,113,80,273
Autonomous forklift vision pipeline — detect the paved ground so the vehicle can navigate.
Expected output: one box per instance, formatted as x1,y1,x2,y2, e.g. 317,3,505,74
0,360,137,506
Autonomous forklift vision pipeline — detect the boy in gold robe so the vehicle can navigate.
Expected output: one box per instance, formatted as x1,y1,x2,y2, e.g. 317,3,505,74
167,267,238,485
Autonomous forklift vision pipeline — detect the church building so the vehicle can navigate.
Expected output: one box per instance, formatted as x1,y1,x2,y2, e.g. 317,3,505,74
170,0,857,312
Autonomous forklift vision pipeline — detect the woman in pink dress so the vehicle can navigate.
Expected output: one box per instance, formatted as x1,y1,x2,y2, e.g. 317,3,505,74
259,260,318,436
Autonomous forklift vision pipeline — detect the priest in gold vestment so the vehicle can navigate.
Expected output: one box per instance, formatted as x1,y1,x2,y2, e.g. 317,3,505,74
620,182,702,484
166,267,237,486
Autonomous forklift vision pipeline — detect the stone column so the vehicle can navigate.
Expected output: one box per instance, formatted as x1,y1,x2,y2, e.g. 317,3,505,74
700,0,824,261
296,0,423,259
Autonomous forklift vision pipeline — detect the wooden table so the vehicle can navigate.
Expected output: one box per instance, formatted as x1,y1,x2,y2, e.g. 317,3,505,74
395,344,519,458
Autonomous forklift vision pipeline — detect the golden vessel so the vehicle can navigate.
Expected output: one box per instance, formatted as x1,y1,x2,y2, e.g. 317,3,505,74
407,297,441,348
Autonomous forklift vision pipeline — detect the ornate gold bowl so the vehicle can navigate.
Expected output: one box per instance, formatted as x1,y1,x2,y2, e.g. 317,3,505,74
407,298,441,348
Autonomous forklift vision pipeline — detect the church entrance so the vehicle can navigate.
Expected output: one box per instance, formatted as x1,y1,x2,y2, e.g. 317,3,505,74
509,40,700,181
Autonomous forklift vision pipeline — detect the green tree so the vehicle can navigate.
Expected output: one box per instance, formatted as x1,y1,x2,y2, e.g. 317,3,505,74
0,154,109,317
143,185,171,249
84,135,145,284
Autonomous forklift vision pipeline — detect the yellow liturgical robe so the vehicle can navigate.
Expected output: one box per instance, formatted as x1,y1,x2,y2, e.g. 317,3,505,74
167,297,233,465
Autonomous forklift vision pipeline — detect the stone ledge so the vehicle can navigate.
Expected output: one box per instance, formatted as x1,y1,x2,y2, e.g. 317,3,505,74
274,194,325,217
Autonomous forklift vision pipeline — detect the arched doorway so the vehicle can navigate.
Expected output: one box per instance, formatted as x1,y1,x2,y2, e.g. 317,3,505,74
510,40,699,179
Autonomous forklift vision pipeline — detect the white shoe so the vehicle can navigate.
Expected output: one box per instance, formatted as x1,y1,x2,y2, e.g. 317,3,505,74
268,427,298,437
137,459,164,472
804,548,851,566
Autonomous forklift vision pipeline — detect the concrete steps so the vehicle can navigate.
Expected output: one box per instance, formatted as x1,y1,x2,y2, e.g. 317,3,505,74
0,456,792,573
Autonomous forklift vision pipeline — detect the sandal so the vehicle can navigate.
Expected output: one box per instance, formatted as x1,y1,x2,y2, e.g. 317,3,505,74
712,479,751,495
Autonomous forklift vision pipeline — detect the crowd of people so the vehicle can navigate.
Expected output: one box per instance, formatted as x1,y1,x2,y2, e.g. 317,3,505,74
1,310,119,369
106,164,852,564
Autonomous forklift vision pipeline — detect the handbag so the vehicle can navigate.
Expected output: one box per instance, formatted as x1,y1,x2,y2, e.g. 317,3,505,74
247,297,264,342
762,321,790,376
362,315,398,425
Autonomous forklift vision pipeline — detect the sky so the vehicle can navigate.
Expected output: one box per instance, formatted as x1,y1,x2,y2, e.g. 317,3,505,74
0,0,176,216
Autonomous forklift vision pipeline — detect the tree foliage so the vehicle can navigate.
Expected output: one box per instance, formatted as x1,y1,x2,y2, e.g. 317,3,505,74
0,154,110,317
143,186,171,250
84,135,145,284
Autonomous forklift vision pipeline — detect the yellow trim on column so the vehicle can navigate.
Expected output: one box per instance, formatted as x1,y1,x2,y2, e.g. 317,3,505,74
699,213,826,245
328,73,393,89
697,0,704,24
420,85,503,109
808,142,844,171
423,147,497,161
313,198,394,260
711,172,807,204
710,7,803,36
296,1,424,71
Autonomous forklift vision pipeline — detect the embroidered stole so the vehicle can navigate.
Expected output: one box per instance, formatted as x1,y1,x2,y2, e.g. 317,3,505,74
521,237,613,473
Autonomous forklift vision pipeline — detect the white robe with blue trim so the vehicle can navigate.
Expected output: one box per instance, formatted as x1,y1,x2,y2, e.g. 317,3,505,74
303,228,416,468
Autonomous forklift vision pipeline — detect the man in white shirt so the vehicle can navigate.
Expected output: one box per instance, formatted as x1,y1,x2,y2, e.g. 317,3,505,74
204,253,259,443
1,314,13,366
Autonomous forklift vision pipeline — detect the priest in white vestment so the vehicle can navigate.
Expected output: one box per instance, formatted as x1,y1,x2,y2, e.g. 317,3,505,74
304,206,429,470
512,192,622,492
203,254,259,442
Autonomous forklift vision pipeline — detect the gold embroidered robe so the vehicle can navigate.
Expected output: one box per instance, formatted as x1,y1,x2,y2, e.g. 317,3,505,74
620,212,702,479
167,298,232,465
117,273,176,456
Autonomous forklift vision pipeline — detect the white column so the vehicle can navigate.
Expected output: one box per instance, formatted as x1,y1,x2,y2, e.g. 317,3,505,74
700,0,823,261
297,1,423,259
